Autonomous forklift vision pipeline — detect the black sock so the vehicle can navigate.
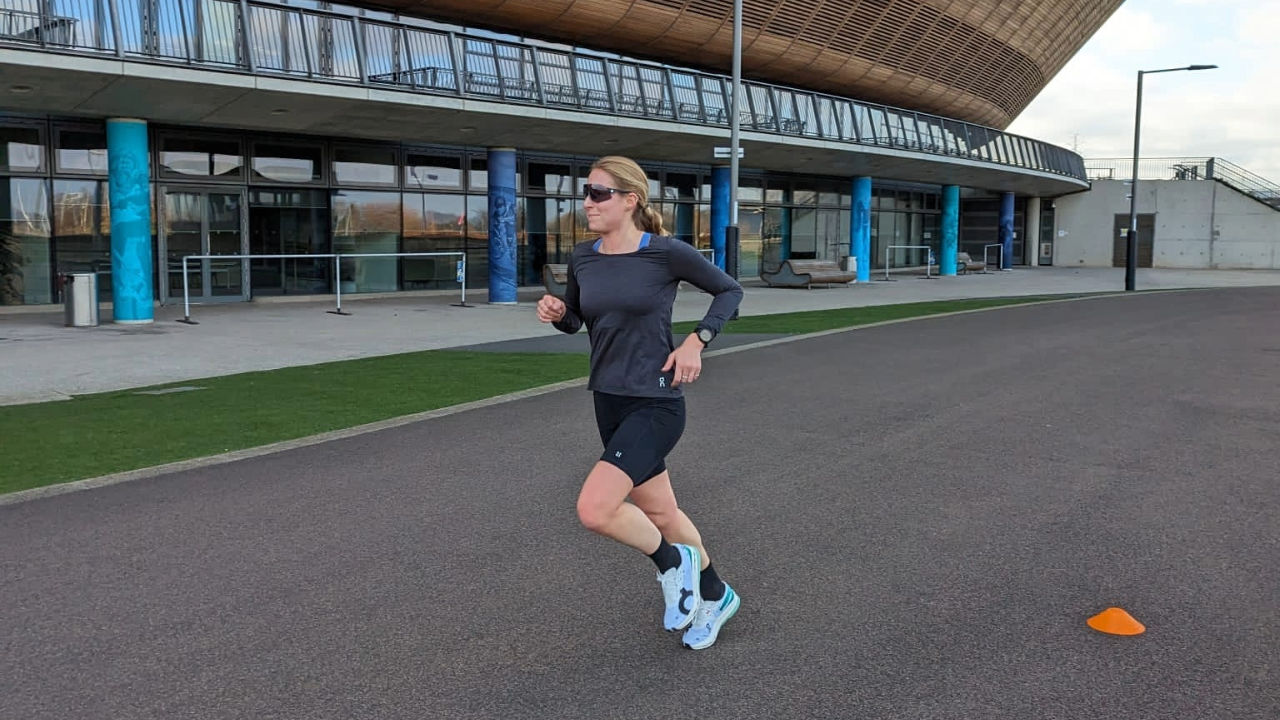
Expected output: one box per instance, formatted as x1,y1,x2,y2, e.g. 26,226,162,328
700,563,726,602
648,538,681,574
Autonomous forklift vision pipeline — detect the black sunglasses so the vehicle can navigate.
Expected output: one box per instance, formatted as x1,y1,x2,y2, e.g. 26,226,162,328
583,183,632,203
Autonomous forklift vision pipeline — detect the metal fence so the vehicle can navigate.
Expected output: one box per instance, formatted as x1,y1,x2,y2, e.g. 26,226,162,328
1084,158,1216,182
0,0,1088,181
176,251,469,323
1085,157,1280,209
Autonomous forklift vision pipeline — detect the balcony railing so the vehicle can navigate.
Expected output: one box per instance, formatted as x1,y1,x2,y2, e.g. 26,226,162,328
0,0,1088,182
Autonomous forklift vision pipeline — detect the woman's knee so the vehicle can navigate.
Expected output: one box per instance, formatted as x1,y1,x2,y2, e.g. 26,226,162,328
577,462,632,532
576,494,615,532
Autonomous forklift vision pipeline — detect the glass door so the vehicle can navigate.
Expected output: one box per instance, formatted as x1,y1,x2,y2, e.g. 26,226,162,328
816,209,845,262
160,187,248,304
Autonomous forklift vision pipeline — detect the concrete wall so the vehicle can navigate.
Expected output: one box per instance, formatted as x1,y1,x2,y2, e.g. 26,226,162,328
1211,182,1280,268
1051,179,1280,269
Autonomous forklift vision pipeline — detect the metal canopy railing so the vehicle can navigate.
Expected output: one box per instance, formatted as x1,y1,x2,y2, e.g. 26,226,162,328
0,0,1088,182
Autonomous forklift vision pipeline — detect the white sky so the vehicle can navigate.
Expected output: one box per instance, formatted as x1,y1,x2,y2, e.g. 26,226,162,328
1006,0,1280,181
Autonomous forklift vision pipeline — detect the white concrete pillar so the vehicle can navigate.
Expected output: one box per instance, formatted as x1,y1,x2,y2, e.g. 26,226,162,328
1025,196,1042,266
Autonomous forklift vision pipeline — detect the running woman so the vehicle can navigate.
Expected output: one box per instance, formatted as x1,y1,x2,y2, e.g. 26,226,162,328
535,156,745,650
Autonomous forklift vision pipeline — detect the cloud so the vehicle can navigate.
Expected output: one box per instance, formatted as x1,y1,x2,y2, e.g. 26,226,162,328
1008,0,1280,181
1081,6,1176,55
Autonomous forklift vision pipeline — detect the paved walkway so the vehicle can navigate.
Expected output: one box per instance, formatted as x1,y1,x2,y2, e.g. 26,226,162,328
4,287,1278,719
3,266,1280,405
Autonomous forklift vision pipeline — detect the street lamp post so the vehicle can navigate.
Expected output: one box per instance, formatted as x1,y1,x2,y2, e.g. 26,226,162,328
1125,64,1217,292
726,0,743,283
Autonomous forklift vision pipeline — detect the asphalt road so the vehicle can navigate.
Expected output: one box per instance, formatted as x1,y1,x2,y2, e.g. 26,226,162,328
4,287,1279,720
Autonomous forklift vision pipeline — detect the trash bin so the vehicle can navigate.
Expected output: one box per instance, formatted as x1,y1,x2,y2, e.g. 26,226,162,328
63,272,100,327
843,256,857,273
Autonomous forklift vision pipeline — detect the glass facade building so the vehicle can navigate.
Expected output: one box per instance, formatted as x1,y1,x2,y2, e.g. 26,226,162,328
1,116,1029,307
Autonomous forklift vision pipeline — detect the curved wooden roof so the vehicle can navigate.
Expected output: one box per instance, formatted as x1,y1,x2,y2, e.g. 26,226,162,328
360,0,1124,128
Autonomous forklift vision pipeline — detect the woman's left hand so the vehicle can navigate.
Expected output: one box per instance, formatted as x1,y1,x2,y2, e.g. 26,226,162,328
662,335,705,387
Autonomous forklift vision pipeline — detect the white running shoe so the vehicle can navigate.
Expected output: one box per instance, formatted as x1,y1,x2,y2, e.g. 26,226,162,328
656,544,701,632
682,583,740,650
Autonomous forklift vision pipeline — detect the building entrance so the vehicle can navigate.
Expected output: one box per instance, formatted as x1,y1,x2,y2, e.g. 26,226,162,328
158,186,248,304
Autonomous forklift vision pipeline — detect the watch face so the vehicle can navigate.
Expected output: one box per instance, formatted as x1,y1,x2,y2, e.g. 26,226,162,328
698,328,714,343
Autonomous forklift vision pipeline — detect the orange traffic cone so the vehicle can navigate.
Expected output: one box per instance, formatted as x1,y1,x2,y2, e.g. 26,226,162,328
1087,607,1145,636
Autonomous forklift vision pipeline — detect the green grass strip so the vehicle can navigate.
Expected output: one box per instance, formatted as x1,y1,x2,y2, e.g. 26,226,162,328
2,294,1087,496
673,295,1078,336
0,352,589,496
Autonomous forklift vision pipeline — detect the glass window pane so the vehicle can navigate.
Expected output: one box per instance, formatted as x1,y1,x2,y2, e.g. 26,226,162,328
332,145,398,186
664,202,696,243
406,153,462,189
470,158,488,192
523,196,574,280
466,193,493,287
159,135,242,179
53,179,112,301
793,178,817,206
791,206,817,258
664,172,697,201
332,190,400,293
252,142,323,183
403,192,466,290
738,202,762,277
248,189,331,296
0,124,46,173
0,177,52,305
528,161,573,195
56,129,109,174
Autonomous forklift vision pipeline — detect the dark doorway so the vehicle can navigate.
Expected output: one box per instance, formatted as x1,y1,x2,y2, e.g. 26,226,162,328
248,189,331,296
1038,203,1055,266
960,196,1027,266
1112,213,1155,268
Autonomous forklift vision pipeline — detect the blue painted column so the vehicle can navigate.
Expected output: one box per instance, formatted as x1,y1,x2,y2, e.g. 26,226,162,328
851,177,872,283
940,184,960,276
106,118,153,323
710,165,730,270
999,191,1015,270
487,147,518,304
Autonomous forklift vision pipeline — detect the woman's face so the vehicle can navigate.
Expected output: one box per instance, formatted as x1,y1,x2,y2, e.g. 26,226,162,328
583,168,636,235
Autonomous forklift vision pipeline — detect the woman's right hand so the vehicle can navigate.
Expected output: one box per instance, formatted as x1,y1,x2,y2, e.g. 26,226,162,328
536,294,567,323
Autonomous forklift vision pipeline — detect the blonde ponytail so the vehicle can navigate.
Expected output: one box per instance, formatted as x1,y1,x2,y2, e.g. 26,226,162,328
635,204,666,235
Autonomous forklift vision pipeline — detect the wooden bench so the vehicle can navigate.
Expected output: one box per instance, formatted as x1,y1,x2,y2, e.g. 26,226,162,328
542,263,568,299
759,259,857,289
957,251,986,274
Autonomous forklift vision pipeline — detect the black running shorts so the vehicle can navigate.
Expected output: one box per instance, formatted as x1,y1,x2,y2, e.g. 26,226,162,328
593,392,687,486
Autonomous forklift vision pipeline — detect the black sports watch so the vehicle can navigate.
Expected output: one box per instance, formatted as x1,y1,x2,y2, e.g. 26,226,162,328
694,324,716,347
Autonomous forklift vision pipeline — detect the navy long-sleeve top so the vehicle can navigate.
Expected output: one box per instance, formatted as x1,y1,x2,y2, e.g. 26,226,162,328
552,233,744,397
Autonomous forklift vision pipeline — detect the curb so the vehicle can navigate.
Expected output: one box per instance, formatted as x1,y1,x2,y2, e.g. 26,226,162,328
0,289,1183,507
0,377,588,508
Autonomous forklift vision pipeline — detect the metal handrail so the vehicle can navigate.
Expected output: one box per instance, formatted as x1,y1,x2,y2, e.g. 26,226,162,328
176,251,469,323
0,0,1087,181
1085,157,1280,208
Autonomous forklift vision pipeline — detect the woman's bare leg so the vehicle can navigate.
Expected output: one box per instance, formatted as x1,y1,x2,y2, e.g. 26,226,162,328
629,470,710,570
631,470,739,649
578,462,703,632
576,461,663,553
